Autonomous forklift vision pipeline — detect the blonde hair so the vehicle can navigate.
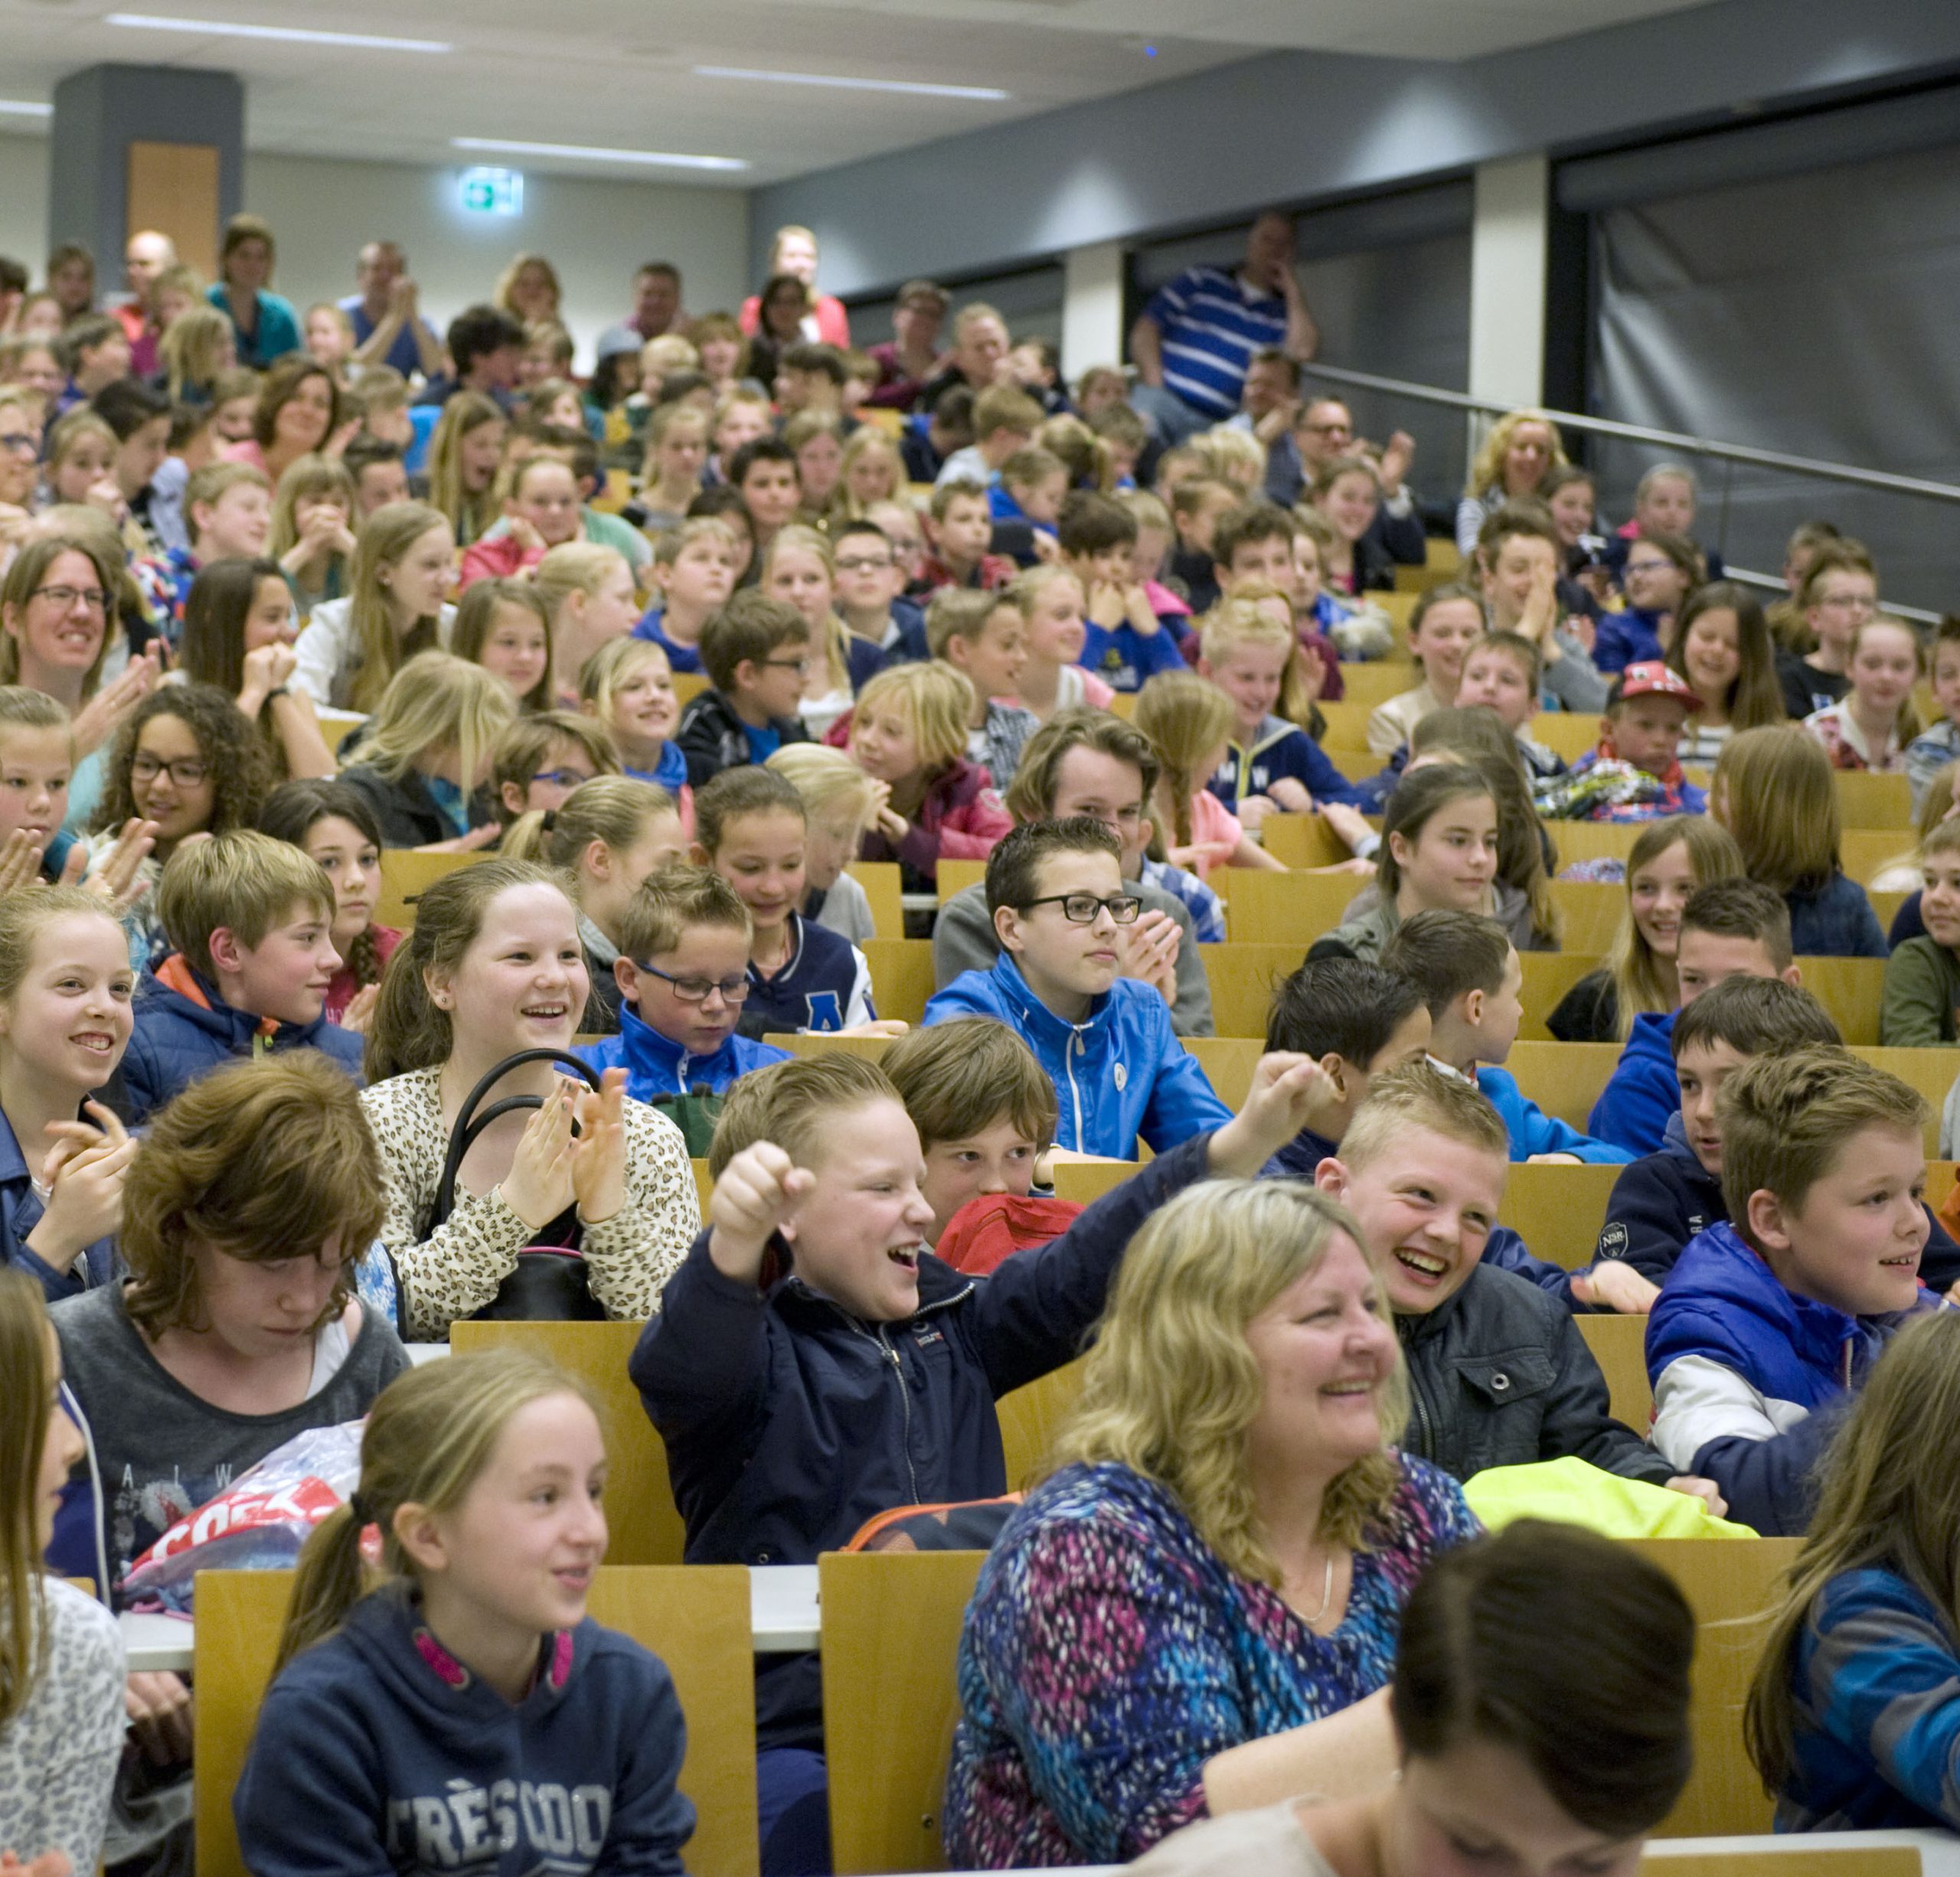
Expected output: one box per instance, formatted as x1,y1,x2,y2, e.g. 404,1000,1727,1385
1197,594,1293,667
44,410,115,486
270,452,356,559
1341,1060,1510,1173
853,661,972,776
766,742,876,831
763,524,851,696
157,304,233,400
426,392,505,547
1602,816,1746,1040
153,828,332,979
707,1049,899,1177
1133,669,1235,849
640,400,710,486
1188,424,1266,490
275,1350,597,1675
503,775,675,872
577,635,670,725
1746,1311,1960,1796
345,651,514,798
494,253,562,320
1054,1180,1409,1586
1713,724,1840,895
1851,613,1924,744
1465,409,1570,498
0,1272,55,1728
616,862,749,963
531,542,629,625
835,427,903,519
344,501,454,713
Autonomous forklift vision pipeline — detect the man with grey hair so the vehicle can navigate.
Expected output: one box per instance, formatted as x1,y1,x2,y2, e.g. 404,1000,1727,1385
340,239,445,380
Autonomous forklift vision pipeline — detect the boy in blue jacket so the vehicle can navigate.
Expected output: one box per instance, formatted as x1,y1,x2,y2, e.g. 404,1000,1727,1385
1589,878,1802,1154
631,1040,1329,1873
1382,909,1633,1166
1647,1046,1936,1536
579,865,789,1102
119,831,361,1125
921,817,1232,1157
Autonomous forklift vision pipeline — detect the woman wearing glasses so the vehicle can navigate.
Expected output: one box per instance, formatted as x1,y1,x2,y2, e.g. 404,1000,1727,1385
923,817,1232,1160
89,684,267,969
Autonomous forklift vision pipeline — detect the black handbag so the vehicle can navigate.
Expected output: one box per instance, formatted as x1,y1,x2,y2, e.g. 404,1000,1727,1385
432,1049,607,1322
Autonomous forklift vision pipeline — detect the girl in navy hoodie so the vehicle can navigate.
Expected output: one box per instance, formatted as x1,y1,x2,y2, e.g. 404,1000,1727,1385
234,1349,694,1877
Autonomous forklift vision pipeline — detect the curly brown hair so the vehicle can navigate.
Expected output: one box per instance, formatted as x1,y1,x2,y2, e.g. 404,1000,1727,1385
91,682,269,839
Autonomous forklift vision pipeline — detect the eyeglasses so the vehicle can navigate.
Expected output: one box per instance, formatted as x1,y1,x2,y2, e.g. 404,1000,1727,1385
131,753,208,787
637,962,751,1004
29,584,108,613
1301,421,1351,437
1020,892,1142,925
835,555,894,574
533,768,595,789
763,655,812,675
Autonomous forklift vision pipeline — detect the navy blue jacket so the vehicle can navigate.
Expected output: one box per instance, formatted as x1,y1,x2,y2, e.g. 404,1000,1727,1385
117,958,364,1125
1209,715,1364,812
631,1131,1211,1744
234,1588,691,1877
1600,1113,1960,1292
1787,873,1890,959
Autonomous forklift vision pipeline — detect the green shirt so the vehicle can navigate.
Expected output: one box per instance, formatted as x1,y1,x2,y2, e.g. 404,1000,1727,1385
1879,934,1960,1046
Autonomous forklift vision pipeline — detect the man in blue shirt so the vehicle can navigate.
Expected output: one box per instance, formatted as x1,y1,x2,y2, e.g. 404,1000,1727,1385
1129,211,1320,444
338,241,445,383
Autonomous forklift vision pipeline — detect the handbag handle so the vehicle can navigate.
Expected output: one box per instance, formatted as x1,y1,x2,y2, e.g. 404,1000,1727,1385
432,1048,603,1230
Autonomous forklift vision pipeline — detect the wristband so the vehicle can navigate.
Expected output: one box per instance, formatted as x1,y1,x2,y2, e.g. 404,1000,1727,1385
265,686,289,701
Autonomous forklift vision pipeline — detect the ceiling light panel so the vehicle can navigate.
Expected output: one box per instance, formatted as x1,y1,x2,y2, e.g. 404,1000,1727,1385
105,13,452,52
693,65,1009,101
451,135,747,172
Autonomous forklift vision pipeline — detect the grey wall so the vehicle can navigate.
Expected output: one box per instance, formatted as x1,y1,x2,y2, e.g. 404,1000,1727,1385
749,0,1960,299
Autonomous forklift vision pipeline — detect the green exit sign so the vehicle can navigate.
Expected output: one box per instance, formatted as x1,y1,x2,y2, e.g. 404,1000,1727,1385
459,166,523,216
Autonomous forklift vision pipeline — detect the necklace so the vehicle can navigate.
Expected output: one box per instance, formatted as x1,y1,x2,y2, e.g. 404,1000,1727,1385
1300,1550,1335,1626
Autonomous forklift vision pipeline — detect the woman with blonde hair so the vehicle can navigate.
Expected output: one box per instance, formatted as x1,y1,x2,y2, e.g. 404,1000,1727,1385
155,302,236,405
493,252,562,327
337,651,513,850
1456,409,1569,554
766,742,880,943
1746,1310,1960,1832
944,1176,1478,1866
0,1270,124,1872
1547,814,1746,1041
425,390,507,549
1713,723,1887,957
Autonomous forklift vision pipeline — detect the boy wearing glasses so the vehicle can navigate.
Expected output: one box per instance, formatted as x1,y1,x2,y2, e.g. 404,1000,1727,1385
676,590,813,788
831,517,928,686
580,866,789,1105
924,817,1231,1159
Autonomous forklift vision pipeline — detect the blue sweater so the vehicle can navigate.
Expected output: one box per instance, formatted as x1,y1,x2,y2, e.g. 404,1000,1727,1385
234,1588,692,1877
580,1001,789,1102
1787,873,1890,959
1645,1222,1922,1535
0,1099,116,1302
1208,714,1364,812
925,955,1232,1158
1591,607,1668,674
1587,1010,1679,1157
1477,1063,1635,1165
1779,1565,1960,1833
1078,619,1187,694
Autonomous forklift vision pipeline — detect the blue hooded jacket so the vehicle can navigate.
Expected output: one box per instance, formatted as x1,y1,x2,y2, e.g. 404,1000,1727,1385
234,1588,691,1877
1645,1221,1923,1535
1478,1063,1635,1164
118,956,364,1125
923,954,1231,1158
580,1001,789,1104
1586,1009,1679,1156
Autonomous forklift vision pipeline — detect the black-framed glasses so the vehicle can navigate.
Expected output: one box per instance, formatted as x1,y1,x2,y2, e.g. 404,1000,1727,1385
1019,892,1142,926
763,655,812,674
29,584,108,613
835,555,894,574
637,962,752,1005
131,753,208,787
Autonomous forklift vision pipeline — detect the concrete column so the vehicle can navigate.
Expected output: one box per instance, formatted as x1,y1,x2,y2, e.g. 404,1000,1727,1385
1060,239,1125,384
49,64,243,292
1468,152,1550,410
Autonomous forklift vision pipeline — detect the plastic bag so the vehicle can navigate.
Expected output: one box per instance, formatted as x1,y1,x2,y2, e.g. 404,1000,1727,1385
121,1422,364,1611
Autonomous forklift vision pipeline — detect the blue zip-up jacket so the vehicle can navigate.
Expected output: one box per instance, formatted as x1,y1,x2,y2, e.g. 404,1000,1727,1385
1477,1063,1635,1165
1645,1222,1924,1535
1599,1112,1960,1292
1208,714,1364,812
580,1001,790,1103
234,1588,692,1877
924,955,1232,1158
1779,1565,1960,1833
1586,1009,1680,1156
631,1131,1213,1745
116,957,364,1126
1591,607,1668,674
0,1097,119,1302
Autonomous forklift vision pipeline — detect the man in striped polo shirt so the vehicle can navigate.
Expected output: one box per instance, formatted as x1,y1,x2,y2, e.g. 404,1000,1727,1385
1129,211,1320,445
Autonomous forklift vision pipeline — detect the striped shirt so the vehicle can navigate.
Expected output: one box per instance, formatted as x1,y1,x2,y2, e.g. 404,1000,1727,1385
1144,266,1288,422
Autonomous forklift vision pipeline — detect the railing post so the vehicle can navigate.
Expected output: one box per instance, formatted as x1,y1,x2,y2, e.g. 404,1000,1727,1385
1469,153,1551,443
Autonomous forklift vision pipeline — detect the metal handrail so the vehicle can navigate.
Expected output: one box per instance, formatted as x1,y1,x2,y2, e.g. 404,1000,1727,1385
1299,362,1960,507
1724,563,1940,629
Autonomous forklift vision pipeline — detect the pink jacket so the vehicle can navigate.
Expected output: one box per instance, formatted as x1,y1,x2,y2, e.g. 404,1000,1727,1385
458,533,544,590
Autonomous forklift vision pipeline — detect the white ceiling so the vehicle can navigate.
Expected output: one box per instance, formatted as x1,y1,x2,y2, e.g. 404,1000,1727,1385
0,0,1720,186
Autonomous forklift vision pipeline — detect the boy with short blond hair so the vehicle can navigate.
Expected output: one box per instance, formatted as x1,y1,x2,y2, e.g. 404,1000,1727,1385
882,1015,1057,1245
926,589,1038,790
1648,1047,1938,1534
675,591,812,786
635,516,741,674
991,446,1067,530
1317,1063,1713,1497
631,1040,1330,1868
121,829,360,1122
580,863,789,1105
922,478,1014,595
933,384,1042,489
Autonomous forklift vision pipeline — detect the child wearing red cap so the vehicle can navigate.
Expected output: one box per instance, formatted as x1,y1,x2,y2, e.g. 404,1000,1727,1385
1538,661,1709,821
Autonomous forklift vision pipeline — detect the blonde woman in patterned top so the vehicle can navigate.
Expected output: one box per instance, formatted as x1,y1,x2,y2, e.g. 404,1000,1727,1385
360,857,697,1340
